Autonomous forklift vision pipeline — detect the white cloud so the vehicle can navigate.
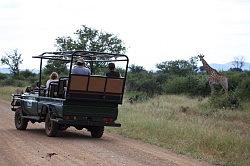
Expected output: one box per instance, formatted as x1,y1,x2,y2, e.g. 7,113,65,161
0,0,250,70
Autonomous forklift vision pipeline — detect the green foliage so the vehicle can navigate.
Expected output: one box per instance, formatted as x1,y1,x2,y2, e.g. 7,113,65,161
19,69,36,78
237,75,250,100
127,72,163,96
208,91,240,109
43,59,68,76
156,60,196,76
163,76,188,94
0,69,38,87
56,25,126,53
225,71,248,91
0,73,7,80
1,49,23,76
129,64,146,73
163,74,210,96
46,25,127,75
0,77,27,87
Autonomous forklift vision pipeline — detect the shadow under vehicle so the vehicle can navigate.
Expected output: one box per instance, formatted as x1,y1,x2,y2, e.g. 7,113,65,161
11,51,129,138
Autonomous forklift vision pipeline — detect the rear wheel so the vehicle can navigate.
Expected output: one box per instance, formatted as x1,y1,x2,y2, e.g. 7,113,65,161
59,125,68,131
14,108,28,130
45,113,58,137
90,126,104,138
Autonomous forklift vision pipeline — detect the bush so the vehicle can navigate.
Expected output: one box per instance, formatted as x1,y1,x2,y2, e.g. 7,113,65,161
208,91,240,109
127,72,163,96
0,77,28,87
237,76,250,100
164,76,187,94
225,71,248,91
163,74,210,96
0,73,8,80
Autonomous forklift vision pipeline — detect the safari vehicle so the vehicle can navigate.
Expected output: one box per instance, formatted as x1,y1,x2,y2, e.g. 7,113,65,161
11,51,129,138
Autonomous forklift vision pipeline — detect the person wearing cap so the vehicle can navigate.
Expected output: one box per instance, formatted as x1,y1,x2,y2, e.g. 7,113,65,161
106,63,120,77
72,58,91,75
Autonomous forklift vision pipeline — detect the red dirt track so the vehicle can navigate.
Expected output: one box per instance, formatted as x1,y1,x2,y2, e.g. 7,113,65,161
0,100,212,166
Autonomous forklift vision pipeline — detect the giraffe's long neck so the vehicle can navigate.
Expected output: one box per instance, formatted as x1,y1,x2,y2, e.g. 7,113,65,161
201,59,214,74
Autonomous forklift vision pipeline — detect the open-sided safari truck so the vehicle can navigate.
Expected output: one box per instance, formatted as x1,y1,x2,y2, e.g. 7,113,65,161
11,51,129,138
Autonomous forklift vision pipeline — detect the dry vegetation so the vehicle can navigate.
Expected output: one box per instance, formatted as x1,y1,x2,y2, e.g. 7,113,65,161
108,95,250,166
0,86,249,165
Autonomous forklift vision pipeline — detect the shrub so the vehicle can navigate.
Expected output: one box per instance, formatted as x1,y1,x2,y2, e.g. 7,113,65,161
0,77,28,87
208,91,240,109
164,76,187,94
237,76,250,100
225,71,248,91
126,72,163,96
0,73,8,80
163,74,210,96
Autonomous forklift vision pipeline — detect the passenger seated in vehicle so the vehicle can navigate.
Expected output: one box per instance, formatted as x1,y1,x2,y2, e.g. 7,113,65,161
72,58,91,75
106,63,120,77
46,72,59,90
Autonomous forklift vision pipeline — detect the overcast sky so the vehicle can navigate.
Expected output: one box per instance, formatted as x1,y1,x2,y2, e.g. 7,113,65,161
0,0,250,70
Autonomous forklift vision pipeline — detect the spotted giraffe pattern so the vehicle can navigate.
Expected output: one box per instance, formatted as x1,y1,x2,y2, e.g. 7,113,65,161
198,54,228,94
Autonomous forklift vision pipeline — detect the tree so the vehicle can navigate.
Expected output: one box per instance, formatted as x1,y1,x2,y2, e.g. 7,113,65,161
230,56,245,72
43,60,68,76
44,25,127,74
156,60,194,76
189,56,199,72
129,64,146,73
1,49,23,76
55,25,126,53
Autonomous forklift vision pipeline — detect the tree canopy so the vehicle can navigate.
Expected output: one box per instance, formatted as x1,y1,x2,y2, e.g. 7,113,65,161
1,49,23,76
156,59,196,76
43,25,127,75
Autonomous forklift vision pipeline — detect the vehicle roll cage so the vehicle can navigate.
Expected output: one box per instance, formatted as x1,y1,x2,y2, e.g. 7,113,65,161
32,50,129,98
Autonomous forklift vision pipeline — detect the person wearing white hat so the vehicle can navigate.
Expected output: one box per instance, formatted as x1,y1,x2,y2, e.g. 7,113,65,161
72,58,91,75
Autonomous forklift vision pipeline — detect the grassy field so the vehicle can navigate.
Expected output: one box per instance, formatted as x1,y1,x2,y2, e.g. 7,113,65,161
107,95,250,166
0,86,249,165
0,86,21,101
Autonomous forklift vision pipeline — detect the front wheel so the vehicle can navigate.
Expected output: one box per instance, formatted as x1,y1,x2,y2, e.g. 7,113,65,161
45,113,58,137
15,108,28,130
90,126,104,138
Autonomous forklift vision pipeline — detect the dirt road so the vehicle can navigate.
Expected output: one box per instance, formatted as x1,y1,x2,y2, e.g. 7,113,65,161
0,100,211,166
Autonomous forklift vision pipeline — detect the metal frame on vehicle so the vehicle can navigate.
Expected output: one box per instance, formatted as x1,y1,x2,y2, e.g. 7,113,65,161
32,50,129,102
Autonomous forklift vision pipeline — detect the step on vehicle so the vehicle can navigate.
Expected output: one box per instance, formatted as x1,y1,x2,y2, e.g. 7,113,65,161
11,51,129,138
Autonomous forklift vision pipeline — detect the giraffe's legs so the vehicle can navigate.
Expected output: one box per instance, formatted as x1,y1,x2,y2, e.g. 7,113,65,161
209,81,215,95
220,77,228,94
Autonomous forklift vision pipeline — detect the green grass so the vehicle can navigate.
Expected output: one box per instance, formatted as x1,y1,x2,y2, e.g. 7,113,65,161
107,95,250,166
0,86,22,101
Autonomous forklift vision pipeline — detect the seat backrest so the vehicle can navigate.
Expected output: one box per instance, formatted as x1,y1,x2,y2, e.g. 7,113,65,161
88,76,106,92
58,77,68,98
69,75,88,91
67,74,125,103
48,82,59,97
106,78,124,94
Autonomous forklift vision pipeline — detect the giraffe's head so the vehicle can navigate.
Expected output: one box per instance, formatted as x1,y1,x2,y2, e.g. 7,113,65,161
197,54,204,61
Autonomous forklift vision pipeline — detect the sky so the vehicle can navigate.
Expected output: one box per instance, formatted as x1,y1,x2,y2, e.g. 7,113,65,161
0,0,250,70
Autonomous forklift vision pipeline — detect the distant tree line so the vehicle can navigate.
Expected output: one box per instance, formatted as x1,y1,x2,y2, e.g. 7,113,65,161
1,25,249,103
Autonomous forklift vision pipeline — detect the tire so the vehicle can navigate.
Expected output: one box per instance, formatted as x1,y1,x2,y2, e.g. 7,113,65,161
14,108,28,130
90,126,104,138
75,126,84,130
45,113,58,137
59,125,68,131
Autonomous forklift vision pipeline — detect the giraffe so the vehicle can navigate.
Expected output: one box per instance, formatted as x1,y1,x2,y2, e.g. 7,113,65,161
198,54,228,94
